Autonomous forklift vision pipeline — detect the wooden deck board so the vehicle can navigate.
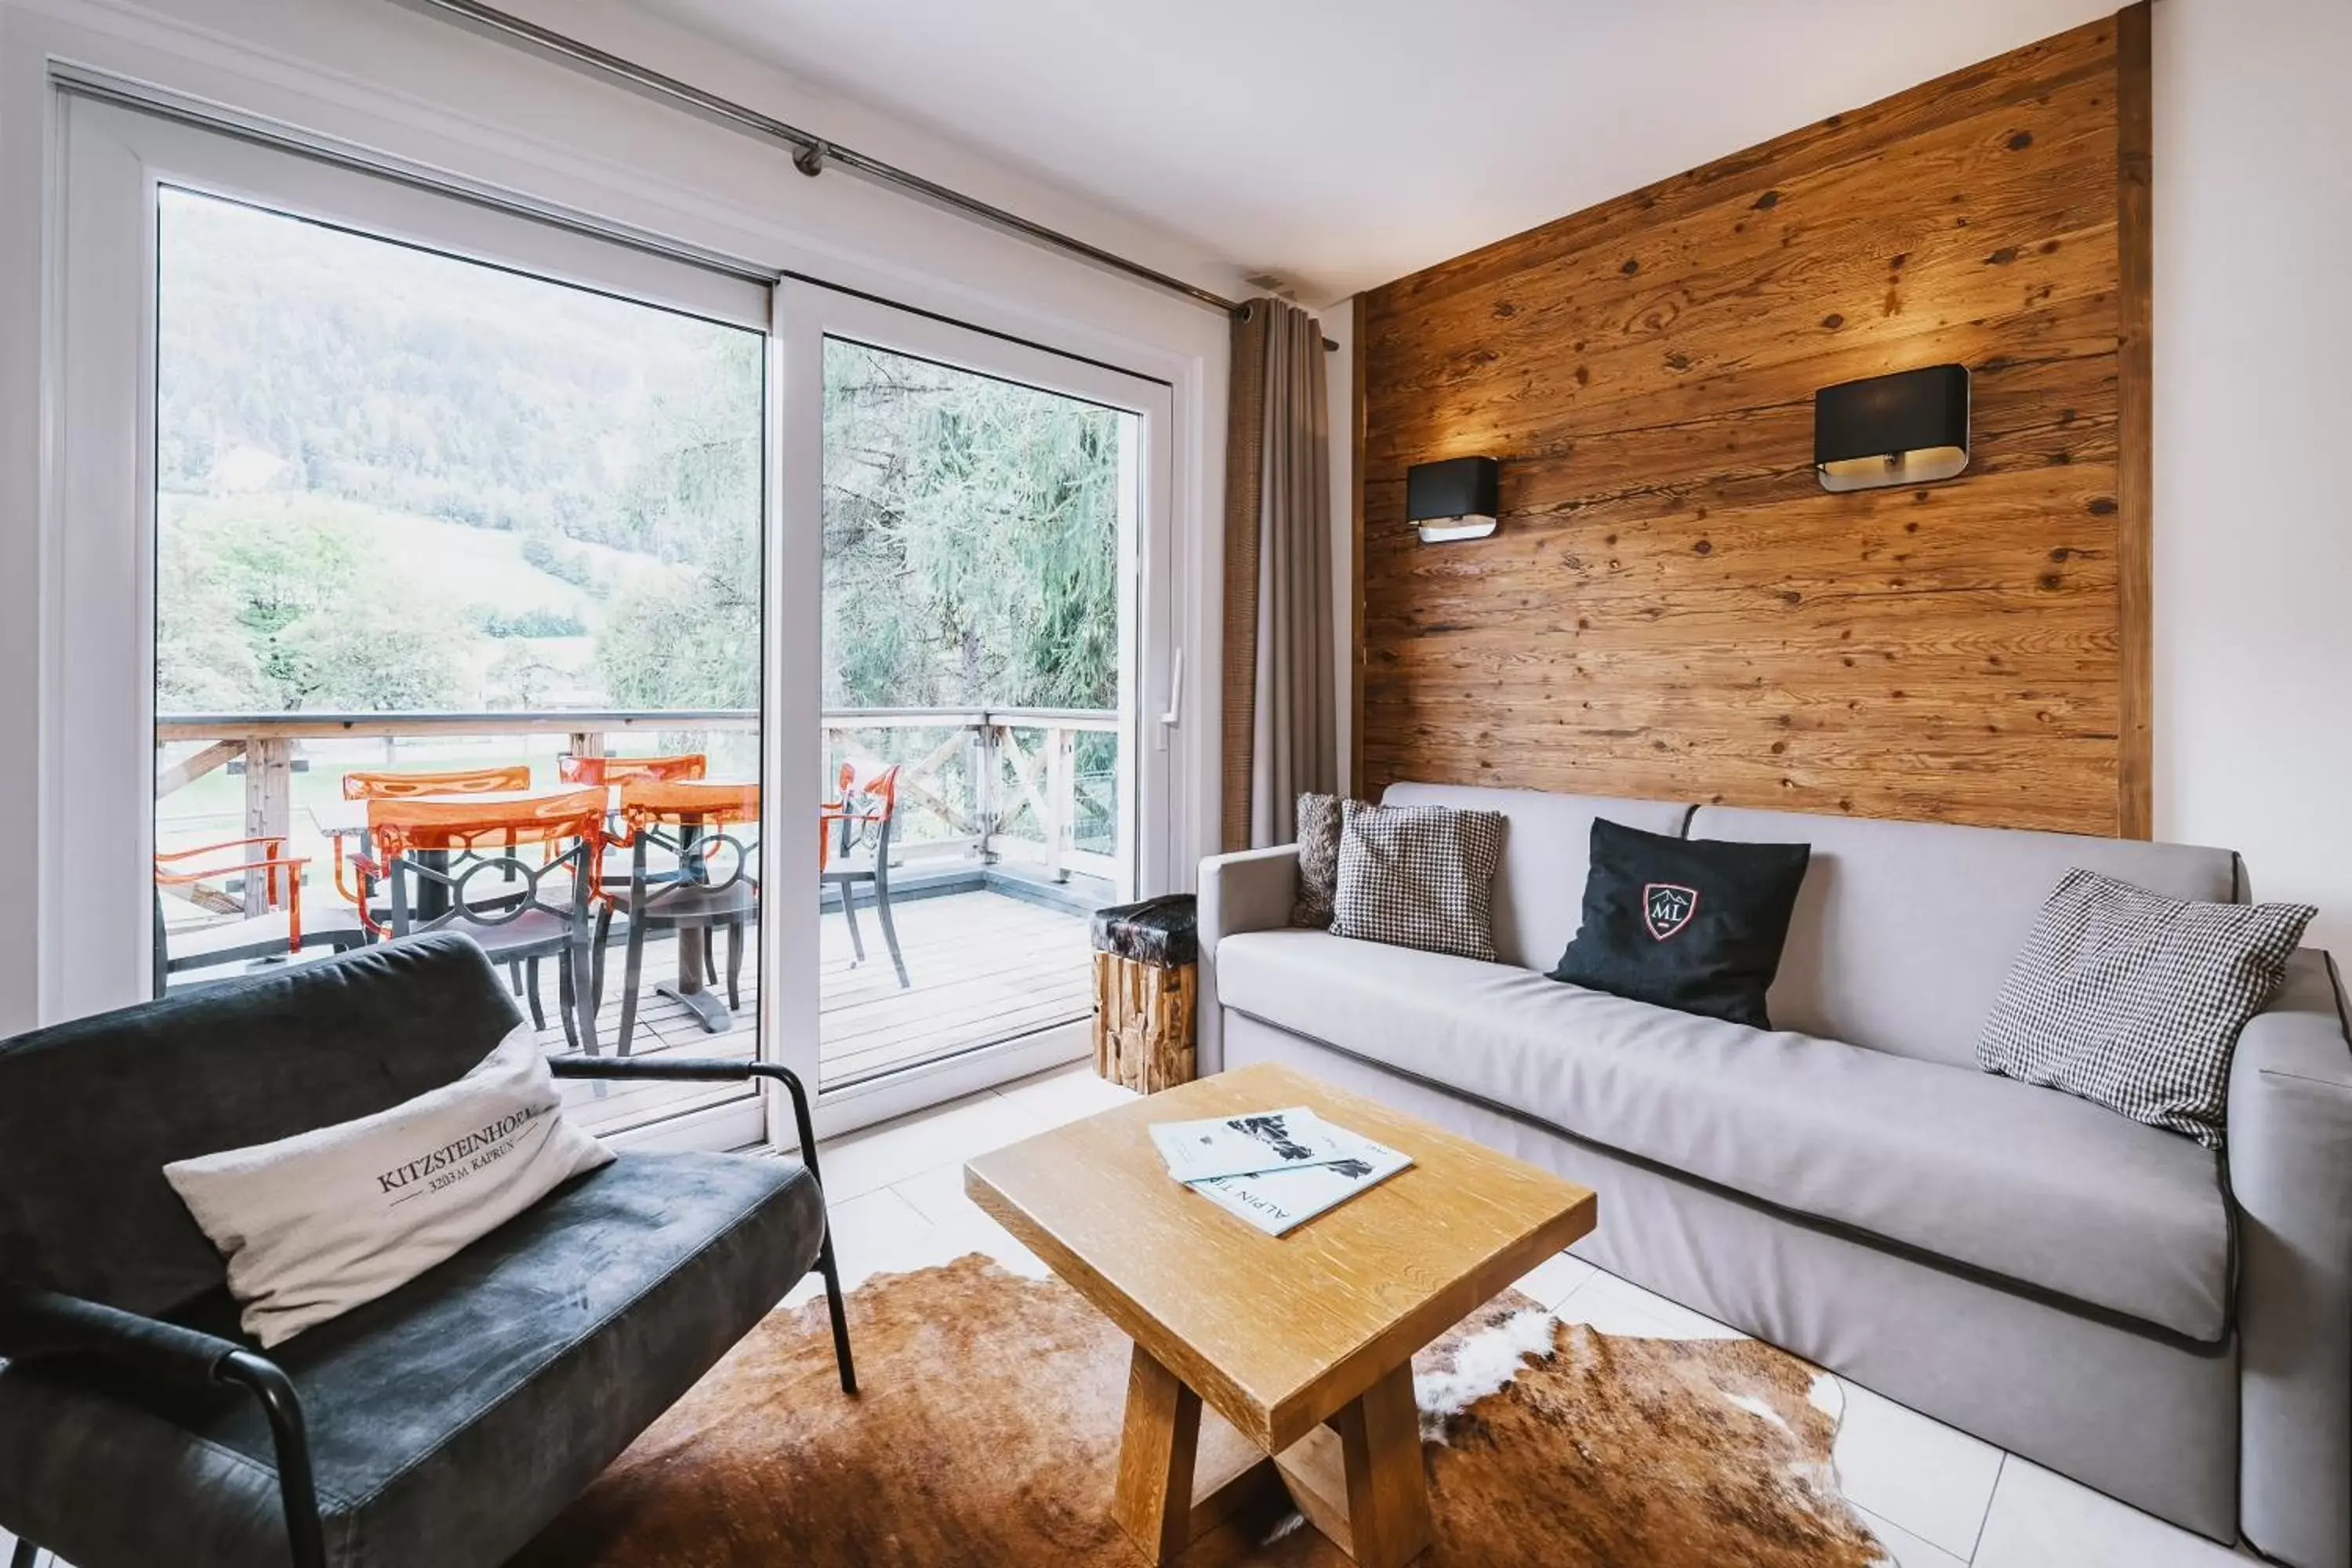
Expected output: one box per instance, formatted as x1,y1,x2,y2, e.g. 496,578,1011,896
528,887,1096,1134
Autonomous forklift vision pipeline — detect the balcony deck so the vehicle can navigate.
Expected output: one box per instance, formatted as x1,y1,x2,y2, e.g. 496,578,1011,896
154,705,1116,1137
545,885,1096,1134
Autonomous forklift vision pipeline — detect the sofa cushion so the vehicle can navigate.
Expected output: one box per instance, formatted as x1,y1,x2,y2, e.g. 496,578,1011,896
163,1022,616,1347
1687,806,2242,1069
1381,783,1690,971
0,1150,824,1568
1216,929,2231,1341
1290,792,1355,928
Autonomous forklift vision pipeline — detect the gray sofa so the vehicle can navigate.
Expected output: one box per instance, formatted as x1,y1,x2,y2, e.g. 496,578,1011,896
1200,782,2352,1567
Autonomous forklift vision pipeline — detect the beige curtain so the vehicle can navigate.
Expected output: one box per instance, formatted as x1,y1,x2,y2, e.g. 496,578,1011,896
1221,299,1335,851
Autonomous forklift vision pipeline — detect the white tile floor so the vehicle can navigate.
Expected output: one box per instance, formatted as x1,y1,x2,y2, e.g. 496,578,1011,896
788,1062,2262,1568
2,1063,2258,1568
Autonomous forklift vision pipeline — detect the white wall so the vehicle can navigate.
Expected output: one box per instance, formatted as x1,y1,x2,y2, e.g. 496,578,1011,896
0,3,31,1032
0,0,1243,1031
2154,0,2352,953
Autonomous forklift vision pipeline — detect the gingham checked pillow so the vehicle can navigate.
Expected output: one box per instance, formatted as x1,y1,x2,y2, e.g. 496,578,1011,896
1331,800,1507,961
1976,868,2316,1148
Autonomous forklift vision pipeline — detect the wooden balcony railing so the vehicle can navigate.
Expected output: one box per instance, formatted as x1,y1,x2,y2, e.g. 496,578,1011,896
156,707,1120,912
819,708,1120,886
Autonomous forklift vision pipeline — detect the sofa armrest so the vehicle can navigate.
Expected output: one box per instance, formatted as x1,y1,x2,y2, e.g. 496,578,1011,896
2226,947,2352,1568
1198,846,1299,949
1196,846,1299,1075
0,1289,326,1567
547,1055,825,1189
0,1288,242,1390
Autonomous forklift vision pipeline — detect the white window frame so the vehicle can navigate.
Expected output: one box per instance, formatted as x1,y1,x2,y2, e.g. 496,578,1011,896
45,94,1192,1149
2,11,1231,1074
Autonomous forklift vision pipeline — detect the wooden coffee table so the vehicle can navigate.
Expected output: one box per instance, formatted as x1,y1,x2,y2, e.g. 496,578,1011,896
965,1062,1597,1568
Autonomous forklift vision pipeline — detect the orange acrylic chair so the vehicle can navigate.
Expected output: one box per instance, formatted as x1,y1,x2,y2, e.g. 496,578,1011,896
342,764,532,800
559,753,707,889
368,786,608,1049
334,764,534,910
818,761,908,989
151,836,366,995
557,753,707,786
597,779,761,1054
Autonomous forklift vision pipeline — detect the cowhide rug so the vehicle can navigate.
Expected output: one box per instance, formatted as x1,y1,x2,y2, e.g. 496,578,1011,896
515,1254,1891,1566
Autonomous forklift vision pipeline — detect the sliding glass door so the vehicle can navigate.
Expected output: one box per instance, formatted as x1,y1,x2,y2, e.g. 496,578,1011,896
56,98,1177,1149
773,284,1176,1131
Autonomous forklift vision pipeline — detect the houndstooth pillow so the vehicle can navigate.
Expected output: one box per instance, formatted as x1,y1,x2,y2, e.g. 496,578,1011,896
1976,868,2316,1148
1290,793,1356,928
1331,800,1507,961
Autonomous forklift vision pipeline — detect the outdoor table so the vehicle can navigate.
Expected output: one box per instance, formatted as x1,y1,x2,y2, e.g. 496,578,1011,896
612,779,762,1040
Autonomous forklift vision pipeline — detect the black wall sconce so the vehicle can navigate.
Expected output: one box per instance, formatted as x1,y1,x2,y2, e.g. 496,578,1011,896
1814,364,1970,492
1406,456,1501,543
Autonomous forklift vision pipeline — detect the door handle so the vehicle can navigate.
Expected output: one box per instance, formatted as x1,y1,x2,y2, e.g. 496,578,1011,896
1156,648,1181,751
1160,647,1183,726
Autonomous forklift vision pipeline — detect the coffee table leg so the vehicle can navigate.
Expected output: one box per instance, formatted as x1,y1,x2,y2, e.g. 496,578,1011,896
1333,1363,1434,1568
1112,1342,1201,1564
1271,1362,1433,1568
1115,1348,1432,1568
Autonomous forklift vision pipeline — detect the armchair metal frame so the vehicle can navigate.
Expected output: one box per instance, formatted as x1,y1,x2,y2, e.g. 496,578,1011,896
0,1291,322,1568
0,1057,850,1568
545,1056,855,1396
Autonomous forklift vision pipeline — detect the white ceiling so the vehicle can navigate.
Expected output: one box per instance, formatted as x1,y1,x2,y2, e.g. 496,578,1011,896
629,0,2119,305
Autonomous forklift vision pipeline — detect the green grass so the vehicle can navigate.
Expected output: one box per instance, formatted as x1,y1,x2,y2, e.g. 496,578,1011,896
161,490,680,626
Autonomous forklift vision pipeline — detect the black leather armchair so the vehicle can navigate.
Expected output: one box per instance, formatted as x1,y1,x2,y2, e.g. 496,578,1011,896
0,933,853,1568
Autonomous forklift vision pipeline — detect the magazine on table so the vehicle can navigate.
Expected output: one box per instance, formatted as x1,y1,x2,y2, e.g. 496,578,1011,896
1185,1126,1414,1237
1147,1105,1350,1182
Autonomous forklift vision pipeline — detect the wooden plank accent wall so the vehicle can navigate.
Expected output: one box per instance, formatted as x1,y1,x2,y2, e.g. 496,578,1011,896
1358,9,2152,836
2114,2,2155,837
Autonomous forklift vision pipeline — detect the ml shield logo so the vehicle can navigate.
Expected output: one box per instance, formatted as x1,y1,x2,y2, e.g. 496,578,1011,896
1642,883,1699,941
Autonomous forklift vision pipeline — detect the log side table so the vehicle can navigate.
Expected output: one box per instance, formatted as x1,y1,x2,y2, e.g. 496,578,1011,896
1090,894,1198,1094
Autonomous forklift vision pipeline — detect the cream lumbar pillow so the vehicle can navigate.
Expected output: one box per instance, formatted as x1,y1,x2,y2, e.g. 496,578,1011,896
164,1022,612,1347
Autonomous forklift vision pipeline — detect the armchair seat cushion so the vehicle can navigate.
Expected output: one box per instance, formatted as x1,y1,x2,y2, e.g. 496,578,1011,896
0,1150,823,1568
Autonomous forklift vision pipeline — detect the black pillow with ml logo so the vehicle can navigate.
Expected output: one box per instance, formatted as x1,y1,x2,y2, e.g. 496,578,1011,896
1550,818,1813,1029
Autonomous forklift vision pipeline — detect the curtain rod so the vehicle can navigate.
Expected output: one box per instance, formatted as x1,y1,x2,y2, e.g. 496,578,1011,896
414,0,1338,347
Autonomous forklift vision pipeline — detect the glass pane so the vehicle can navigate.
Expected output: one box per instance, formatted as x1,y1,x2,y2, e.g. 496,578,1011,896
151,187,767,1138
819,336,1134,1087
